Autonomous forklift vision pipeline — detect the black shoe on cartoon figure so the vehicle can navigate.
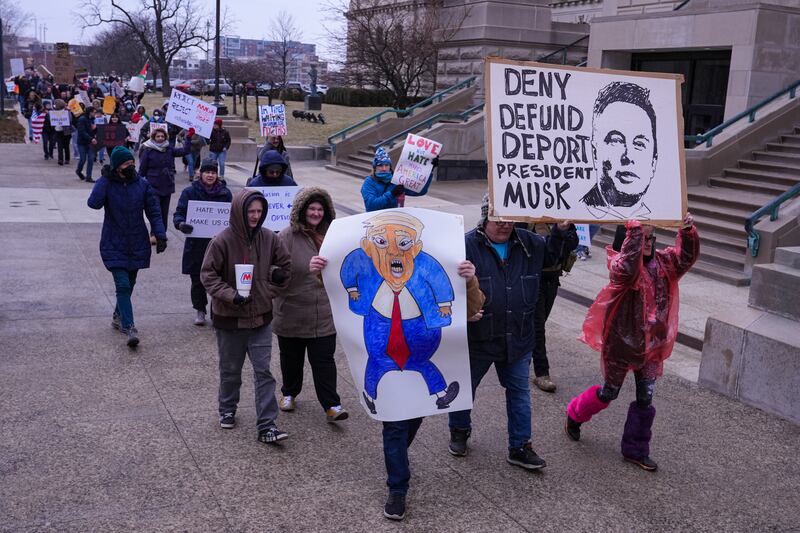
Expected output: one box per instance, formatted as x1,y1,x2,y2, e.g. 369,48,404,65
436,381,460,409
363,391,377,414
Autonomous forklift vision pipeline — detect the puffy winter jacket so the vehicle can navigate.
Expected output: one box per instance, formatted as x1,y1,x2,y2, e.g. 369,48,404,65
173,179,233,275
361,172,432,212
209,128,231,152
138,139,190,196
247,149,297,187
76,114,96,146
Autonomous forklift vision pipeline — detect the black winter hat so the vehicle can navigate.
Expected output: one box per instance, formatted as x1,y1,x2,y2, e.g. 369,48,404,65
199,158,218,173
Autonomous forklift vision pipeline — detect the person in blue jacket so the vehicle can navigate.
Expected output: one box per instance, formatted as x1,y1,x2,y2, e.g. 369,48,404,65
247,149,298,187
173,158,233,326
361,147,436,212
75,106,98,183
87,146,168,348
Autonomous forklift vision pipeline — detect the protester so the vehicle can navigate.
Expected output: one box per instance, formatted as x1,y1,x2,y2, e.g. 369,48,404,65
93,108,108,164
172,158,232,325
273,187,348,422
40,101,55,158
247,149,297,187
52,99,72,166
447,194,567,470
87,146,168,348
76,106,98,182
361,147,435,211
138,127,192,243
25,90,41,141
208,118,231,178
565,215,698,472
200,188,292,444
259,135,293,178
101,113,127,156
179,128,206,180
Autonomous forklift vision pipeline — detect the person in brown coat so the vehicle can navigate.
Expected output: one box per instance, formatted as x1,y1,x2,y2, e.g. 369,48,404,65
200,188,292,444
272,187,348,422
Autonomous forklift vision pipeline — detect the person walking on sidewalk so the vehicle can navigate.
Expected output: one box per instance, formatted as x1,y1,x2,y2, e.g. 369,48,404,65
52,99,72,166
173,158,232,326
565,215,698,472
75,106,98,183
273,187,348,423
200,188,292,444
254,135,293,178
361,147,436,211
208,118,231,179
87,146,168,348
447,194,568,470
247,149,297,187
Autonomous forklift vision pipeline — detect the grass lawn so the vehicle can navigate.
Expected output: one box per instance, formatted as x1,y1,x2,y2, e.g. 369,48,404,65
0,111,26,143
138,92,386,146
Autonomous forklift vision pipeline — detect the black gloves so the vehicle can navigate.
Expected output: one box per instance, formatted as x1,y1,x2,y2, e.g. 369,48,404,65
233,293,252,306
178,222,193,234
391,184,405,197
156,239,167,253
431,156,439,168
271,267,288,285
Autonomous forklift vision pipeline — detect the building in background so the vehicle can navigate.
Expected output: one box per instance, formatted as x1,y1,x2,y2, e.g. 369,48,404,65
208,36,328,84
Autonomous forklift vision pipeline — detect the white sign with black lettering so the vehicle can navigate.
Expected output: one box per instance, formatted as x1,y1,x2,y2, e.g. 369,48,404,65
185,200,231,238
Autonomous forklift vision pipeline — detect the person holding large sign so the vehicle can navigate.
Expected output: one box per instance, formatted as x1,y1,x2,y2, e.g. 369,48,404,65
172,158,232,326
361,147,436,211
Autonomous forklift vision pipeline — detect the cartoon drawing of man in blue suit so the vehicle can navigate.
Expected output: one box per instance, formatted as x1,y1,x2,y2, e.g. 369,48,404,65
340,211,460,414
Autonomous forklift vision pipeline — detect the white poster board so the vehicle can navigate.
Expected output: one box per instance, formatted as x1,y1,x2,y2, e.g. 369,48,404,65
185,200,231,238
258,104,287,137
392,133,442,194
319,207,472,421
125,121,143,142
165,88,217,138
575,224,591,247
10,58,24,77
485,58,687,225
149,122,168,135
49,110,71,128
247,186,301,232
78,90,92,107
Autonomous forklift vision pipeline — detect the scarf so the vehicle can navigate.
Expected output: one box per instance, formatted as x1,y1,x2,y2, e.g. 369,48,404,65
201,179,225,197
142,138,169,152
302,226,324,251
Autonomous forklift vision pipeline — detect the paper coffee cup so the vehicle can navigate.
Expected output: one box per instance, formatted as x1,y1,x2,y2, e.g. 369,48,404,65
235,264,254,297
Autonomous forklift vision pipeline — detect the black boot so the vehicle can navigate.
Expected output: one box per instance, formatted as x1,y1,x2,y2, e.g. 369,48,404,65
621,401,657,472
565,416,582,441
448,427,470,457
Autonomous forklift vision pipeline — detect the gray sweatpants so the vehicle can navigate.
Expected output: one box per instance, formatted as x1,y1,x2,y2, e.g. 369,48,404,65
216,324,279,432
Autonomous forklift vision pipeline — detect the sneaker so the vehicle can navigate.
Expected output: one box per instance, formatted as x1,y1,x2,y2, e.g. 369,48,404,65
258,427,289,444
279,395,296,412
219,412,236,429
532,375,557,393
325,405,349,422
383,493,406,521
624,455,658,472
448,428,471,457
111,313,122,331
565,416,582,442
193,310,206,326
123,326,139,348
507,443,546,470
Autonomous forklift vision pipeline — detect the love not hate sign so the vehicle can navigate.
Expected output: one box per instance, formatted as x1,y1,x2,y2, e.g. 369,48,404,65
485,58,687,225
392,133,442,194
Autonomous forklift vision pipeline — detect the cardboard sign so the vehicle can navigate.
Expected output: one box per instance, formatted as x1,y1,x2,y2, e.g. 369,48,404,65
49,110,71,128
185,200,231,238
246,186,301,232
258,104,287,137
165,88,217,138
97,123,128,147
485,58,686,225
575,224,592,247
102,96,117,115
68,99,83,115
392,133,442,194
125,121,143,142
53,43,74,84
10,58,24,77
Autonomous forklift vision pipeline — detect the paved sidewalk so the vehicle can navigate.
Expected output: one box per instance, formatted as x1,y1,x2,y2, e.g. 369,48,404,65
1,144,798,531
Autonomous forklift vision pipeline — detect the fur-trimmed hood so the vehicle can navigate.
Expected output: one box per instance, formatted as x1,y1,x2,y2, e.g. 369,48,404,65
289,187,336,234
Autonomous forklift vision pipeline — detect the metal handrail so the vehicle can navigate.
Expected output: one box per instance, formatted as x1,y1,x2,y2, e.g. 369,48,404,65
376,103,485,149
673,0,692,10
327,76,478,146
685,80,800,148
745,183,800,257
536,35,589,65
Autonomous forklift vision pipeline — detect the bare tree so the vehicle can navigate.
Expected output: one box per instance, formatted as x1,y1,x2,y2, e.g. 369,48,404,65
85,23,149,77
267,11,303,104
1,1,32,60
223,59,265,119
328,0,467,109
79,0,209,96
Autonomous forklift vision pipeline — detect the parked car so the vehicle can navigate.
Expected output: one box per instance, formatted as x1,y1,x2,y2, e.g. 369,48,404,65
202,79,234,96
255,83,272,96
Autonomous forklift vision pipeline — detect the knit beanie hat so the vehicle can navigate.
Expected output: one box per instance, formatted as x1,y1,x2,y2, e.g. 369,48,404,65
199,158,218,173
110,146,135,170
479,191,490,228
214,118,223,126
372,147,392,168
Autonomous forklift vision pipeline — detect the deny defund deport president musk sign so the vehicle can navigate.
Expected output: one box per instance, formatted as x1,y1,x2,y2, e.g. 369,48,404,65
484,57,688,225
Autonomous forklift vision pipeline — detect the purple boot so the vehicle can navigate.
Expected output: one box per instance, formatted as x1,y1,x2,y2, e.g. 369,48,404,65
620,401,658,471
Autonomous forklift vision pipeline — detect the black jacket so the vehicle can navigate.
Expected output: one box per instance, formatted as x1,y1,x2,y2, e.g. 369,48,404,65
465,226,565,363
173,179,233,275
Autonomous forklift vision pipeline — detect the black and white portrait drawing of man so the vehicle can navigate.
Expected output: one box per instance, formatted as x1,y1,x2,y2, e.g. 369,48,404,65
581,82,658,220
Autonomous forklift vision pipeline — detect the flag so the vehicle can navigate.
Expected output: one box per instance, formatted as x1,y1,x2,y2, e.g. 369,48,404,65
31,110,46,143
128,62,148,93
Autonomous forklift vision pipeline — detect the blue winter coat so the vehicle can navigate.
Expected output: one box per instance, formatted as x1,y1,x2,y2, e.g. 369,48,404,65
76,114,95,146
361,172,432,212
87,165,167,271
173,180,233,275
247,149,298,187
138,139,190,196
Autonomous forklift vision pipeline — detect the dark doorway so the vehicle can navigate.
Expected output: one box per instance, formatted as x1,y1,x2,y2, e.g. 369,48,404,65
632,50,731,143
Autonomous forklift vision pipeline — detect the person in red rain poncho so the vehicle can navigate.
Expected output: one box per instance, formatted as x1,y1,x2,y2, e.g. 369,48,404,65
565,213,698,471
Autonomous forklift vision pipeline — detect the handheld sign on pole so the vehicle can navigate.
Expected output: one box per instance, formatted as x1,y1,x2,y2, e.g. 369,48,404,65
185,200,231,239
392,133,441,194
53,43,74,84
484,58,687,225
10,58,24,77
258,104,287,137
165,88,217,138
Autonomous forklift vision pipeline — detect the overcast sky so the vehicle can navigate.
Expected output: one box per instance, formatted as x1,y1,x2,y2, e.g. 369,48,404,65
24,0,340,60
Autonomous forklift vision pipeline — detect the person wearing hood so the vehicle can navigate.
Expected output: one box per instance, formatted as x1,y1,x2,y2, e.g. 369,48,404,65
201,188,293,445
87,146,168,348
208,118,231,178
565,215,698,472
272,187,348,423
361,147,436,212
173,158,233,325
247,149,298,187
254,135,293,178
138,127,192,244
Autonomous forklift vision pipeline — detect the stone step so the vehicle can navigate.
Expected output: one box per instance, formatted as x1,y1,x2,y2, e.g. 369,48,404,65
774,246,800,269
688,200,751,224
779,134,800,145
347,153,374,166
325,164,364,179
723,168,800,187
764,142,800,154
708,176,789,196
336,159,371,175
752,150,800,165
737,159,800,175
687,187,773,212
692,214,746,238
749,263,800,320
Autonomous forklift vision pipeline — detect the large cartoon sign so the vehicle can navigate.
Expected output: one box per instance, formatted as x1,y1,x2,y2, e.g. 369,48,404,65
320,208,472,421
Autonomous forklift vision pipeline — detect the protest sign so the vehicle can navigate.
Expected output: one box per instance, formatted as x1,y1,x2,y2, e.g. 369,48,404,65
165,88,217,138
319,208,472,421
78,91,91,107
247,186,301,232
258,104,287,137
575,224,592,247
6,81,16,93
49,110,71,128
94,117,106,125
67,99,83,115
102,96,117,115
485,58,686,225
185,200,231,239
53,43,74,84
10,58,24,77
97,123,128,148
149,122,168,135
392,133,441,194
125,121,143,142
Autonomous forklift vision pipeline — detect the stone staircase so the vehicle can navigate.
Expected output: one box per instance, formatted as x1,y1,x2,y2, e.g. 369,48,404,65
594,124,800,286
326,145,376,179
215,117,258,162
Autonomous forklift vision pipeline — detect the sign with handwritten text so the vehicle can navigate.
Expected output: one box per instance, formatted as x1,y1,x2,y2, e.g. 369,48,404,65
165,89,217,138
185,200,231,238
392,133,441,194
247,186,301,232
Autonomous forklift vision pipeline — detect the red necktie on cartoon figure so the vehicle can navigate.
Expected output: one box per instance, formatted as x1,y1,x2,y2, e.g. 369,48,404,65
386,290,411,368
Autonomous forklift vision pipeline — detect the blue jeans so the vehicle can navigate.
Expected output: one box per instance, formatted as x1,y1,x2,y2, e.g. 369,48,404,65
111,269,138,329
209,150,227,177
77,144,96,180
449,353,533,449
383,418,424,495
97,146,106,163
186,153,197,178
